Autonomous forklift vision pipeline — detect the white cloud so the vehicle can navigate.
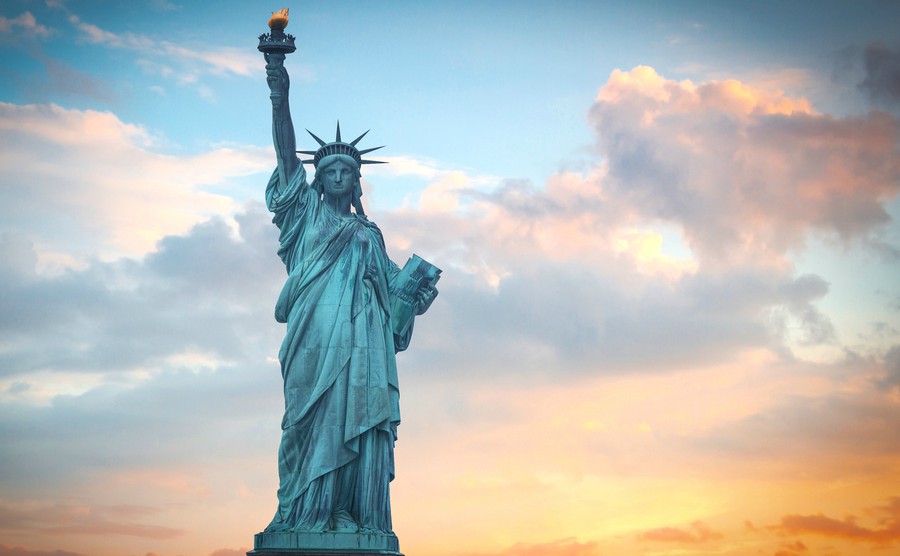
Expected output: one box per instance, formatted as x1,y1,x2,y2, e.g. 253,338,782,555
158,42,258,78
38,4,299,100
0,102,270,264
63,13,258,79
0,12,51,38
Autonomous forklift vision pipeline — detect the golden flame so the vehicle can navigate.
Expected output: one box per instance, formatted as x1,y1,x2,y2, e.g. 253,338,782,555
268,8,289,30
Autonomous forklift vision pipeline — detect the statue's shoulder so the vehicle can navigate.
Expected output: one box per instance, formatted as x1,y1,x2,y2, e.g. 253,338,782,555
353,214,387,245
353,213,377,228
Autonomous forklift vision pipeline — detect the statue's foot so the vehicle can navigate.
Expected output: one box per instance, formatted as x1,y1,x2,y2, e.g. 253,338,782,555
331,510,358,532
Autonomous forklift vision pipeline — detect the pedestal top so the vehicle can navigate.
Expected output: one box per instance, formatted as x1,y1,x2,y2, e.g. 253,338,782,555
248,530,402,556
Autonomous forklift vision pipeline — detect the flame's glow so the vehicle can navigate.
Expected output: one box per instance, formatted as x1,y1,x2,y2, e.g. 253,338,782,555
268,8,289,30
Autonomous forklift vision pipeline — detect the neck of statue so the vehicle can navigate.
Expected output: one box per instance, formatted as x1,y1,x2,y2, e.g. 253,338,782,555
323,193,352,216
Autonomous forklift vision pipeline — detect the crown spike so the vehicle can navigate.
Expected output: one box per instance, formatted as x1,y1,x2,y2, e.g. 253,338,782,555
358,145,385,156
360,160,387,165
306,129,327,147
335,121,342,142
349,129,370,147
296,150,317,155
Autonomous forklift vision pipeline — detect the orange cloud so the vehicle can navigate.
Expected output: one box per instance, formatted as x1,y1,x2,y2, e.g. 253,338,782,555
462,538,601,556
638,520,723,543
208,549,251,556
0,546,85,556
0,502,185,540
774,540,808,556
590,65,900,270
775,497,900,546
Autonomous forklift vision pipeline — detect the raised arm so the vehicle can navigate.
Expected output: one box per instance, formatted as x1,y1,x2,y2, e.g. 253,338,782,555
265,52,300,193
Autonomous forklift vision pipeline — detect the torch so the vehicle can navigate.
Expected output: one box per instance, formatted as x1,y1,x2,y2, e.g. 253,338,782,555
258,9,296,105
258,9,296,191
258,8,296,55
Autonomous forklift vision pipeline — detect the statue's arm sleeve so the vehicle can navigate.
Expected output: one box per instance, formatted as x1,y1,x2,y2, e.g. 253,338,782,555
266,163,311,228
387,260,415,352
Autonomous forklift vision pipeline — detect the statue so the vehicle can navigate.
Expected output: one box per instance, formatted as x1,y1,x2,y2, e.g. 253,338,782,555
249,9,439,556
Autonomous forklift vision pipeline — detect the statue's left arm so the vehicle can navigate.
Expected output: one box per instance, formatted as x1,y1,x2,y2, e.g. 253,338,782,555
386,260,438,353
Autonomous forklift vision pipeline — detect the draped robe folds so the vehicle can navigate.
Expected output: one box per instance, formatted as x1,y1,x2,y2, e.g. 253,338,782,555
264,164,411,533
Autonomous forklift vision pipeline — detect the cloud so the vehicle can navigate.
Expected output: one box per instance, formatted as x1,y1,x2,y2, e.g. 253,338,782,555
589,65,900,269
860,42,900,107
0,206,282,380
0,208,286,490
61,12,258,79
31,4,298,99
0,12,51,38
0,17,108,104
208,550,250,556
882,344,900,389
37,58,115,103
378,184,838,378
0,546,86,556
462,538,601,556
150,0,181,11
0,502,184,539
0,102,269,262
774,497,900,546
638,520,723,543
690,353,900,477
774,540,808,556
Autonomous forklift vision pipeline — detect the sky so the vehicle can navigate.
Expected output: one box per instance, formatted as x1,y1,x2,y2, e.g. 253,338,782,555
1,1,899,556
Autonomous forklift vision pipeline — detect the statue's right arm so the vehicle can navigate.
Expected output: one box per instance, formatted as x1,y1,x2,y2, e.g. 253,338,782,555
265,52,300,193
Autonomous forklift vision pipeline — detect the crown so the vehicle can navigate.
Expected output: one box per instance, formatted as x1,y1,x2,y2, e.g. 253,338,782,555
298,122,386,168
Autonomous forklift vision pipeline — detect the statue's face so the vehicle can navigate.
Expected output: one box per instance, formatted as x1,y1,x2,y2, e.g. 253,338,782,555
320,160,357,199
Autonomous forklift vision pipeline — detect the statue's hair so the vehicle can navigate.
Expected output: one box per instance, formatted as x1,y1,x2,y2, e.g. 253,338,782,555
311,154,365,216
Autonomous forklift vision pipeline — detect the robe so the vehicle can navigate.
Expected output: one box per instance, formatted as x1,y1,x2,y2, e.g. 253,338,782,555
264,163,408,533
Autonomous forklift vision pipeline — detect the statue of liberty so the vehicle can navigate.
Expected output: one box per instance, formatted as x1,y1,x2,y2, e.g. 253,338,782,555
251,9,438,555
